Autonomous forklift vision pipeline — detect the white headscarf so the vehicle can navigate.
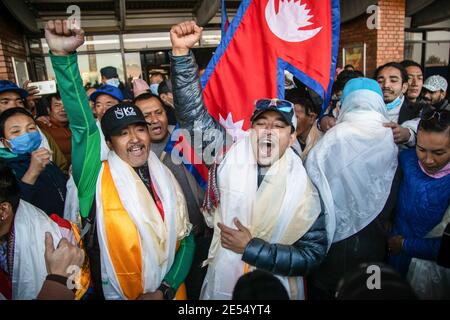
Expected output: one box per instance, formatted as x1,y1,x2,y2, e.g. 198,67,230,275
306,87,398,246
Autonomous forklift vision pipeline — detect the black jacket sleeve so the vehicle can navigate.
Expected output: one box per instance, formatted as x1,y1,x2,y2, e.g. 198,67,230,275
169,51,231,166
241,211,327,277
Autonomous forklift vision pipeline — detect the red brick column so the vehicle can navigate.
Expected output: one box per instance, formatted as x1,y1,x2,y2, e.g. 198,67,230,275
339,0,406,77
376,0,405,67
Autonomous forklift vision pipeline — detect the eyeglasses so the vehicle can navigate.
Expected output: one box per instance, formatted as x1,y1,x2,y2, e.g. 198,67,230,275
421,110,450,125
254,98,294,113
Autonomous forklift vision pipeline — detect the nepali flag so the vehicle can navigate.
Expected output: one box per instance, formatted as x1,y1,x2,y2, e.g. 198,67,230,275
201,0,340,133
221,0,230,38
165,0,339,189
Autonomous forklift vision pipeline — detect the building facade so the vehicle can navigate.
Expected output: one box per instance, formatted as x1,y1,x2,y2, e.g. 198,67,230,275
0,0,449,85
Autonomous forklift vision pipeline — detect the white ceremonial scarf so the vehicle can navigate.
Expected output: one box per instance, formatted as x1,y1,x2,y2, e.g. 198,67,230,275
96,151,191,300
12,200,63,300
306,90,398,247
200,133,321,300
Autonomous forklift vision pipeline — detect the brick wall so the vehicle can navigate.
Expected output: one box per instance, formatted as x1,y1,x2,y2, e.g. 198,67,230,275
376,0,405,67
339,14,378,76
0,2,27,82
339,0,406,77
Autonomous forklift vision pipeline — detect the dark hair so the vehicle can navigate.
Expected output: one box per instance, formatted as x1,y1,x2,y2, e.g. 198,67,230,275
132,92,173,120
418,110,450,135
133,92,164,106
336,263,417,300
333,70,364,94
0,160,21,214
400,60,424,75
232,270,289,300
45,91,62,111
149,72,164,82
157,79,172,96
0,107,35,138
375,62,409,84
344,64,355,70
285,88,321,117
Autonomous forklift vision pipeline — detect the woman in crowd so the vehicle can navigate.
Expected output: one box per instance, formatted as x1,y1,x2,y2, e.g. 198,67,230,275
0,107,67,216
388,110,450,299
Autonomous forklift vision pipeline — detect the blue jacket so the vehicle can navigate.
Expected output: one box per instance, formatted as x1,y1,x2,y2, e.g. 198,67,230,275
389,149,450,275
0,149,67,217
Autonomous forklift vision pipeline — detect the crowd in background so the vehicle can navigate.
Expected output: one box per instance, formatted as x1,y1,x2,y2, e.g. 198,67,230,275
0,19,449,300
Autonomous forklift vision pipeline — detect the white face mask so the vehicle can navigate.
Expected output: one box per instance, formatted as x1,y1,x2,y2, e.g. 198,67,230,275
106,78,120,88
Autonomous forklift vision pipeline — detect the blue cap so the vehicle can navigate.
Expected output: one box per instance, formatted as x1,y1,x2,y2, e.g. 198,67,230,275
90,84,123,103
0,80,28,99
341,78,383,103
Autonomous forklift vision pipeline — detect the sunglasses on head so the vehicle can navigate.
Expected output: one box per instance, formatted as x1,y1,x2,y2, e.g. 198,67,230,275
421,110,450,125
254,98,294,113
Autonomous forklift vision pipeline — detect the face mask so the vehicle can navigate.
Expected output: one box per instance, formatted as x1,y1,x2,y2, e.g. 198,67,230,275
8,131,42,154
106,78,120,88
150,84,159,96
386,95,403,111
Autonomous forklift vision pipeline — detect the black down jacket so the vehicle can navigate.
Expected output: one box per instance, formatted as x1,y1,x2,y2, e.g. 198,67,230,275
170,50,327,277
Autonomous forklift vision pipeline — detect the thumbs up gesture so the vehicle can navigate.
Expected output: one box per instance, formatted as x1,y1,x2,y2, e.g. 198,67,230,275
45,19,85,56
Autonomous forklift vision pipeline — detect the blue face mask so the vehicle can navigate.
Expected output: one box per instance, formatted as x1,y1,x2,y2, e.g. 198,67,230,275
8,131,42,155
386,95,403,111
106,78,120,88
150,83,159,96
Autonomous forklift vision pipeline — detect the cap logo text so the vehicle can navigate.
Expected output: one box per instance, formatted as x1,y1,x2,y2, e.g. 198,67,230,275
115,107,136,119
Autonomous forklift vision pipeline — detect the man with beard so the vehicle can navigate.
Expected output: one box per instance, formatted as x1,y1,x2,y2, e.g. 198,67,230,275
45,19,195,300
169,20,327,300
376,62,422,146
134,92,207,299
422,75,449,112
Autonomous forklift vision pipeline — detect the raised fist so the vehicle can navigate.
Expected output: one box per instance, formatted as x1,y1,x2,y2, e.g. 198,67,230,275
170,21,203,56
45,20,85,56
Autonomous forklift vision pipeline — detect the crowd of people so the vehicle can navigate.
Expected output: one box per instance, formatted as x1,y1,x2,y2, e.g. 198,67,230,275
0,19,449,300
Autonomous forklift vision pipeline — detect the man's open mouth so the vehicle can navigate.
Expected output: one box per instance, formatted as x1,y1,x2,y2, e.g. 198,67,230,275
128,144,145,157
151,125,162,135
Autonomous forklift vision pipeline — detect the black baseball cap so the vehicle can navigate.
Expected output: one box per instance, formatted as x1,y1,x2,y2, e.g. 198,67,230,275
100,103,150,138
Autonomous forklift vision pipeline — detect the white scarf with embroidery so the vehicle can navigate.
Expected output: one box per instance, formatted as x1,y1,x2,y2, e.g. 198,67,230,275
200,133,321,300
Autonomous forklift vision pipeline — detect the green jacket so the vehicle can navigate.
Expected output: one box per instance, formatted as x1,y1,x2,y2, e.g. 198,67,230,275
50,52,194,292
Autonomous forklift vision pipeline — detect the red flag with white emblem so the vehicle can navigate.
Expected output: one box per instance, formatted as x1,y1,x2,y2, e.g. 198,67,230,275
201,0,340,136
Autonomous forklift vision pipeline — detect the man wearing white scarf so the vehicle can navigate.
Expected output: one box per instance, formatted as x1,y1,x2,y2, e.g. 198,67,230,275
46,20,194,300
170,21,327,300
305,78,399,299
